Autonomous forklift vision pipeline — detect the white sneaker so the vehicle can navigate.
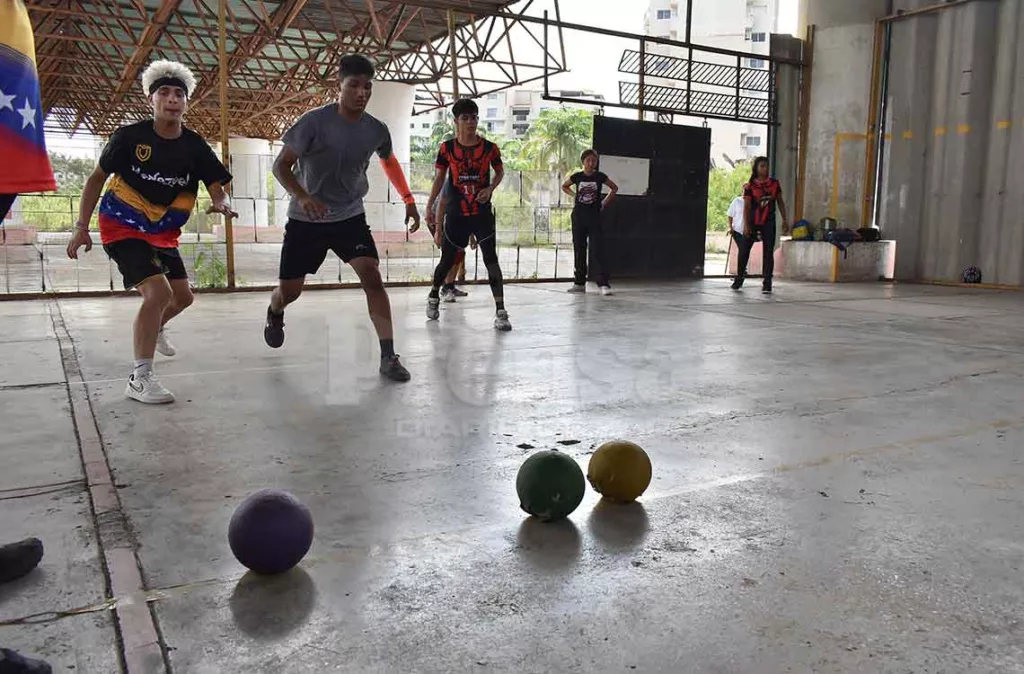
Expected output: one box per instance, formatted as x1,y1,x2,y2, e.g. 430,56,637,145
568,284,586,294
441,287,457,303
125,371,175,404
426,297,440,320
600,286,613,296
494,309,512,332
156,328,176,357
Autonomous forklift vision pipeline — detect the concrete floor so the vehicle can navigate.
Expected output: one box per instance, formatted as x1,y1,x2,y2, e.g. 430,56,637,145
2,280,1024,673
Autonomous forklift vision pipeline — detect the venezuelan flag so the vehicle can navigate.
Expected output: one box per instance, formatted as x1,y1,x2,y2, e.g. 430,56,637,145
0,0,56,194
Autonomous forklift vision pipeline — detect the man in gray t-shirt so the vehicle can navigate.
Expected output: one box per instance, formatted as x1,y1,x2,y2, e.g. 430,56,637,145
282,105,393,223
265,53,421,383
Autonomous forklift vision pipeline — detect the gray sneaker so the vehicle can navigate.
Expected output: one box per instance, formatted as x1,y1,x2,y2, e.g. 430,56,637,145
568,284,586,293
441,287,457,303
380,355,411,382
494,309,512,331
426,297,440,320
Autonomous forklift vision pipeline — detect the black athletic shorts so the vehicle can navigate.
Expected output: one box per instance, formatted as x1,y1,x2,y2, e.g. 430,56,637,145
103,238,188,290
443,210,496,249
279,214,379,279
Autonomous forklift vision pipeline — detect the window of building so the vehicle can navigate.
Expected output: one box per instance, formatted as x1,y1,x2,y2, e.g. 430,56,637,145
752,32,766,43
748,57,765,69
745,27,752,40
487,108,498,118
741,133,762,147
487,93,498,100
656,9,671,20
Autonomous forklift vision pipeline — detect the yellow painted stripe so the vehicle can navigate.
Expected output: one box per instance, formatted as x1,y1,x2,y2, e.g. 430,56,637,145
107,177,195,223
935,127,947,136
170,193,196,212
902,130,914,140
830,247,839,283
0,2,39,65
957,123,971,135
997,120,1012,130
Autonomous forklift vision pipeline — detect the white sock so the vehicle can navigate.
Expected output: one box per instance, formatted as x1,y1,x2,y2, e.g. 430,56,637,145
133,359,153,376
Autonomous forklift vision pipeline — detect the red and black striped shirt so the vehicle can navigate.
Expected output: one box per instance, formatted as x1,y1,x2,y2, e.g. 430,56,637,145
744,178,782,227
435,138,503,217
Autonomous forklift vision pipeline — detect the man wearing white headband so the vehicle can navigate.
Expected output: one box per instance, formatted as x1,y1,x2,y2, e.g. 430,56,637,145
67,60,236,404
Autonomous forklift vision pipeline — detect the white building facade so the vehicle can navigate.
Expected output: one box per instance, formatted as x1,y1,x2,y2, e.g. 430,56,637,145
410,87,606,140
644,0,779,167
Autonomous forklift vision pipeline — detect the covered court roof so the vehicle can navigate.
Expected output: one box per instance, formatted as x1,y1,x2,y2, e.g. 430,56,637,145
27,0,565,140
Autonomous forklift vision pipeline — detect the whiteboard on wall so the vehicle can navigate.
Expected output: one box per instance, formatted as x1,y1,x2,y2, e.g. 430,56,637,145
599,156,650,196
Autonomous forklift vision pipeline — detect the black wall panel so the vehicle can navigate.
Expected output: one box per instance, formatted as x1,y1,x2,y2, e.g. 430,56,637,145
592,116,711,279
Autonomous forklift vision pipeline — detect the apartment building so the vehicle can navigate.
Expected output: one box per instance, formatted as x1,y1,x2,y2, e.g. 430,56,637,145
644,0,779,167
410,87,606,140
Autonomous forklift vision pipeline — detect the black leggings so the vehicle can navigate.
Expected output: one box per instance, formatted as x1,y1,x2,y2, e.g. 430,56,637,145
735,220,777,281
432,233,503,299
571,209,608,286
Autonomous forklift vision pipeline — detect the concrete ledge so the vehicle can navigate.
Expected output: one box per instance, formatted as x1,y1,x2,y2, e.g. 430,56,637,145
781,240,895,283
1,226,38,245
727,240,785,277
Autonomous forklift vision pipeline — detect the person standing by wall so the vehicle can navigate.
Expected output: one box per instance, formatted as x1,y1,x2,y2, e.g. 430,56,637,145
735,156,789,293
562,149,618,295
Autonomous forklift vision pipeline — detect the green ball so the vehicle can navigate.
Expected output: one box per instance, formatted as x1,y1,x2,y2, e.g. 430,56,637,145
516,450,586,521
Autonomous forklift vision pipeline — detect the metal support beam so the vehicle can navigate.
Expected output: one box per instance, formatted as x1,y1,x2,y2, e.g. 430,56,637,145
638,38,646,121
447,8,459,100
218,0,235,289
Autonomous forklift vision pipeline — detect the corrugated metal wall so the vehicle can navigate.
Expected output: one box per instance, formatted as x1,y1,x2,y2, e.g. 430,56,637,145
880,0,1024,284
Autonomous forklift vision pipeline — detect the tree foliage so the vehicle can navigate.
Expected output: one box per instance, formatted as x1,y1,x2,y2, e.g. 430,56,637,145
520,107,593,174
706,161,751,232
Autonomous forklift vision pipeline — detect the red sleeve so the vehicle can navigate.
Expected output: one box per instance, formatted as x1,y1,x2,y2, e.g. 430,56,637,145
435,143,450,171
742,182,753,199
489,144,503,169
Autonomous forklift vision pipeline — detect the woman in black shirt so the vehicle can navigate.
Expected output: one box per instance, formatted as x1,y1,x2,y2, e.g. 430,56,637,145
561,149,619,295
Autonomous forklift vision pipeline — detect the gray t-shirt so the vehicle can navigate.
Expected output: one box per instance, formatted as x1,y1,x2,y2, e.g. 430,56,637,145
282,105,393,223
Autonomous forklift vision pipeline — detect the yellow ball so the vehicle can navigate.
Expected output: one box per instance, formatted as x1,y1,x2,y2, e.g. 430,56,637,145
587,440,652,502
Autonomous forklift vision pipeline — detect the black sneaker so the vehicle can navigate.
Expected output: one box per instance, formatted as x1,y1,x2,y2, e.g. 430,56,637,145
380,355,411,382
0,649,53,674
762,281,773,294
0,538,43,584
264,306,285,348
731,277,744,290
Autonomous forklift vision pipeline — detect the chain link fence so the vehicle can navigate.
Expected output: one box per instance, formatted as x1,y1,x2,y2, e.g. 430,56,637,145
0,161,585,295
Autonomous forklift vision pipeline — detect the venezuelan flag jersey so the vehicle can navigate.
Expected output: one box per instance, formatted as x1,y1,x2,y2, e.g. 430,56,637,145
0,0,56,194
97,120,231,248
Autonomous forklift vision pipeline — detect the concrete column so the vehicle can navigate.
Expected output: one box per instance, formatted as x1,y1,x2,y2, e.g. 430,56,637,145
363,82,415,232
228,137,270,227
771,34,804,229
798,0,889,226
269,141,289,227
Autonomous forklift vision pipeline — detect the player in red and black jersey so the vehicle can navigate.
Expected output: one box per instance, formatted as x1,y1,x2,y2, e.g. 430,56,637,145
736,156,790,294
423,99,511,330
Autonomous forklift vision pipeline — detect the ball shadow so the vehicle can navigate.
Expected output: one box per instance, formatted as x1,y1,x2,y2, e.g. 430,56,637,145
587,499,650,551
229,566,317,640
515,517,582,572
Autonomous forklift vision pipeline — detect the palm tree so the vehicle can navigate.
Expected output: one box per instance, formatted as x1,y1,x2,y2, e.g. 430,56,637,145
411,117,456,164
521,108,594,174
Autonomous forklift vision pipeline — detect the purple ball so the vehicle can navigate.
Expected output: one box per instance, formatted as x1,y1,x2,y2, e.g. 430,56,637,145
228,489,314,575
